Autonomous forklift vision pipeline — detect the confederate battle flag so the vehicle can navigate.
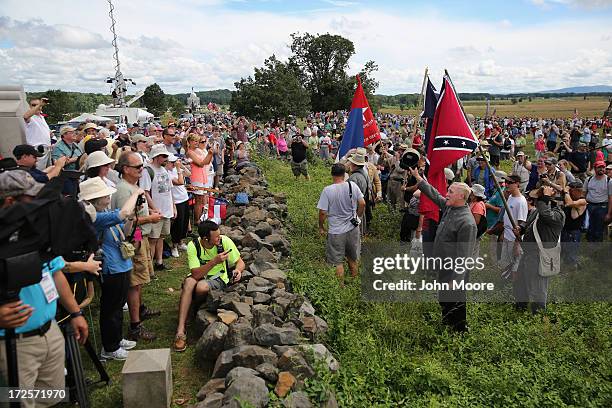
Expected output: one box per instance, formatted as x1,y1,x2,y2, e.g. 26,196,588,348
337,75,380,159
419,74,479,222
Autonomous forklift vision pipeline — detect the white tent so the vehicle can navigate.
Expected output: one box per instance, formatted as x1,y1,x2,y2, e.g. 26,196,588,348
68,113,114,123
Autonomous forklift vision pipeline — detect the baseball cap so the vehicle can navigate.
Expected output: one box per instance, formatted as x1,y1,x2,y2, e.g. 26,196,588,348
13,144,43,158
503,174,522,184
594,160,606,168
0,169,44,198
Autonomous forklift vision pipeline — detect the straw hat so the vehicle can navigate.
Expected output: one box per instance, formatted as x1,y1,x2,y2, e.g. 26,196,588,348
60,125,76,136
85,151,115,169
78,177,117,201
471,183,486,199
83,123,98,131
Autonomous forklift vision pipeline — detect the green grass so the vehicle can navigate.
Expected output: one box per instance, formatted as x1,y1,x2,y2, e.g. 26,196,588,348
257,157,612,407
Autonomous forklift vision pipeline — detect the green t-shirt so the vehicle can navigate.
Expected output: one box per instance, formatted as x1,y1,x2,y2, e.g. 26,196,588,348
186,235,240,284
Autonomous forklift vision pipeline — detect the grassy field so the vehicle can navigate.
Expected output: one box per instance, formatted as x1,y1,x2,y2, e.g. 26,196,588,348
257,157,612,407
380,96,610,118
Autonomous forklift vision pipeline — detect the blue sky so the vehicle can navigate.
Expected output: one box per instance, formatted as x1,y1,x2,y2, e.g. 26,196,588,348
1,0,611,94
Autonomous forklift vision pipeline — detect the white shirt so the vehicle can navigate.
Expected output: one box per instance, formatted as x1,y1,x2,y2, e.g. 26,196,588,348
169,167,189,204
503,195,528,241
140,164,174,218
25,115,51,147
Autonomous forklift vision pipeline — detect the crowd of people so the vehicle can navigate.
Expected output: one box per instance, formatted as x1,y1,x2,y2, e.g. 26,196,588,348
1,95,611,402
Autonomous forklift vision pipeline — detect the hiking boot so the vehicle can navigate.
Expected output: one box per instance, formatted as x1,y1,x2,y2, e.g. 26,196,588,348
119,338,137,350
140,306,161,321
100,347,129,361
128,324,157,341
174,334,187,352
154,263,167,271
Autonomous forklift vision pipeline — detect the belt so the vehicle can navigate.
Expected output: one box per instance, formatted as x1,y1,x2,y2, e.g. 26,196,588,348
587,202,608,206
0,320,52,340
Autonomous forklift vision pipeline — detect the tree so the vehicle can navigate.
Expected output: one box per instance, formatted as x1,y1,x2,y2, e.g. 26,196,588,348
41,90,75,123
142,83,167,116
231,55,310,120
289,33,356,112
166,95,185,116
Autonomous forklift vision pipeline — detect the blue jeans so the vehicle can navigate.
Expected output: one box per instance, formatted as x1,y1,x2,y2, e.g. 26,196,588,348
561,229,581,266
586,204,608,242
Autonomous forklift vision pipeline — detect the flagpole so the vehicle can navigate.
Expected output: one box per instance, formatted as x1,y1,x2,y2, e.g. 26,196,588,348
444,69,518,229
413,67,428,138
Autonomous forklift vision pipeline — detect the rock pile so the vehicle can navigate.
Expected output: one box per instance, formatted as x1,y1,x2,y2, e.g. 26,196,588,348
191,165,337,408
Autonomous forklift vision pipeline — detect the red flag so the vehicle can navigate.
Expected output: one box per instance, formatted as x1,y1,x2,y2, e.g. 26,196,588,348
351,75,380,147
419,75,478,222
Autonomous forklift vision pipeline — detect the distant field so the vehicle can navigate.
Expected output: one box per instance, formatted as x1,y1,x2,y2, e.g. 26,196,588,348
380,96,611,118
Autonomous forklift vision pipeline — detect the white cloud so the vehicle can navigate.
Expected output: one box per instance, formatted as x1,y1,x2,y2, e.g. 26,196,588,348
529,0,612,8
0,1,611,96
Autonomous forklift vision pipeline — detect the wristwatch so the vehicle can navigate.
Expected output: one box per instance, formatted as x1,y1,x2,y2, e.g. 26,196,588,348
69,310,84,319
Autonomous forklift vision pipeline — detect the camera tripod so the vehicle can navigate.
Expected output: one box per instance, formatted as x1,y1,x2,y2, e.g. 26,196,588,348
61,321,111,408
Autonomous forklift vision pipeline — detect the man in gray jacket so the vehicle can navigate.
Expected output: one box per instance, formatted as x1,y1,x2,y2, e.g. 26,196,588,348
411,168,477,333
513,185,565,314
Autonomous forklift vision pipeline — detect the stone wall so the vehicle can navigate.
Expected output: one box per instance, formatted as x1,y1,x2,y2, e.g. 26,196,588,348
191,165,338,408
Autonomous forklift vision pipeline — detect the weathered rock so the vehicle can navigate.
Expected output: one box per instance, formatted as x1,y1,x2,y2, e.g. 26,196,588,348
233,345,278,369
195,322,228,362
222,375,269,408
230,301,252,319
205,290,224,311
298,300,315,317
253,222,274,238
219,292,241,309
242,232,273,250
298,344,339,373
254,247,277,263
255,362,279,383
242,296,253,305
211,349,235,378
277,349,315,380
196,378,226,401
195,309,218,333
300,316,328,337
217,310,238,326
274,371,296,398
224,366,260,388
225,321,254,349
269,303,286,319
252,305,276,326
246,277,276,294
321,391,339,408
249,261,279,276
226,215,241,227
282,391,313,408
242,209,269,227
260,268,287,283
196,392,224,408
253,323,301,346
252,292,271,304
225,283,246,295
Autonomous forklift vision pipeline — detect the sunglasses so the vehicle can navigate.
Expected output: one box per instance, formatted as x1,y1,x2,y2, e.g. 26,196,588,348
127,164,144,169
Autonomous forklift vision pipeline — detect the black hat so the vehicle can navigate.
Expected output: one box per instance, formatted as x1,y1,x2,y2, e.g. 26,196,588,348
12,144,43,159
84,138,108,155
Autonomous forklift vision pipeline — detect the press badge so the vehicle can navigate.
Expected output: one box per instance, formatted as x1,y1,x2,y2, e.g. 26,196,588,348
40,272,59,303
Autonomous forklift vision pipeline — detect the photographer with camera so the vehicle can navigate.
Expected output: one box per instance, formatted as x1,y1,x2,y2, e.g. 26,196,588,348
290,133,310,181
23,98,51,149
78,177,143,360
317,163,366,287
173,220,244,352
0,170,89,408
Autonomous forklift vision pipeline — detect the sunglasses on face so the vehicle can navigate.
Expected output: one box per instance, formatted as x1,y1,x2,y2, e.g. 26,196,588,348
127,164,144,169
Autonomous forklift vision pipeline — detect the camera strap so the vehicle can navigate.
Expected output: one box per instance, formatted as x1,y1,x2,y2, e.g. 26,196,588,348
347,181,357,220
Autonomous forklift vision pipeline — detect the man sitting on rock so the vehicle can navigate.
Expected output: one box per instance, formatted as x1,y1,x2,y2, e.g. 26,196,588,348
174,220,245,352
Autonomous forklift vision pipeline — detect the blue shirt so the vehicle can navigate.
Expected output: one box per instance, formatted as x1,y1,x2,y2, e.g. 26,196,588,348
51,139,82,170
94,210,132,275
0,258,63,336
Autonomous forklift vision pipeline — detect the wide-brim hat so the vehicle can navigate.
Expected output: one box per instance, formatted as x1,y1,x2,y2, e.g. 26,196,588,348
494,170,507,182
471,183,487,199
150,143,170,159
78,176,117,201
480,140,490,146
60,125,76,136
0,169,44,198
515,151,525,156
83,123,98,131
348,152,366,166
85,151,115,169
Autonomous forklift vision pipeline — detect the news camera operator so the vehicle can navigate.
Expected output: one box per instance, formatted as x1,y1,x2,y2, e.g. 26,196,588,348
0,170,90,408
78,177,144,360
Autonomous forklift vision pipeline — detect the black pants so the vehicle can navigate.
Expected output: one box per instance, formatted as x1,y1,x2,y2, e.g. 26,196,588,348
400,212,419,242
438,268,468,332
490,154,500,167
171,200,190,244
99,272,129,352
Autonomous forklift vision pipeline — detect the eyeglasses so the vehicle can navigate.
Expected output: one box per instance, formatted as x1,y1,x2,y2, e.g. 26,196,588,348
127,164,144,169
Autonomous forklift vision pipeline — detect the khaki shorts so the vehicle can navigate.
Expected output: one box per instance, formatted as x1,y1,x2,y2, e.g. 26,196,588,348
149,217,171,239
131,237,153,286
291,160,308,177
326,226,361,265
0,321,65,408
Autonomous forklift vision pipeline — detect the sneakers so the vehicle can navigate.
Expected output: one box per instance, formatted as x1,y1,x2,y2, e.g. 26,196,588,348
178,243,188,251
100,347,129,361
140,306,161,321
171,247,180,258
128,324,157,341
119,338,137,350
174,334,187,352
122,303,128,312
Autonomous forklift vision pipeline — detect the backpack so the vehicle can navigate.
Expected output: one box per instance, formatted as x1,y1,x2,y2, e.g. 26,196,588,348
235,192,249,205
503,138,512,151
145,166,155,182
191,236,233,281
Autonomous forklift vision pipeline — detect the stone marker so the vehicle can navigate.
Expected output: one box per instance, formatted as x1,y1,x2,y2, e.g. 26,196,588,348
122,348,172,408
